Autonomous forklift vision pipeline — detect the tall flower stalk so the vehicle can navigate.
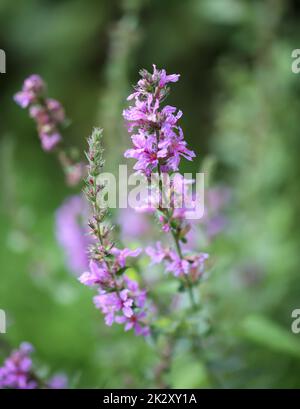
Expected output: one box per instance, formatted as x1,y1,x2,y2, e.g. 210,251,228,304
79,128,150,336
123,65,208,310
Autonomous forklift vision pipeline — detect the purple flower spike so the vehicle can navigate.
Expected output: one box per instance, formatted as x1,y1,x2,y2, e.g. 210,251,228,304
79,260,111,287
111,247,142,269
79,128,151,336
14,75,64,151
123,65,195,175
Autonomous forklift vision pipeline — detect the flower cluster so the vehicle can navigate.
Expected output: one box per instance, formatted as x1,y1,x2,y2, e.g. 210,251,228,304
80,255,149,335
14,75,65,151
56,195,92,275
14,75,85,186
124,66,209,301
123,65,195,176
79,128,150,336
134,173,196,234
146,242,208,281
0,343,67,389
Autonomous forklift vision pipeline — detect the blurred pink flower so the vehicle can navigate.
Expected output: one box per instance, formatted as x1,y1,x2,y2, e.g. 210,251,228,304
56,195,91,275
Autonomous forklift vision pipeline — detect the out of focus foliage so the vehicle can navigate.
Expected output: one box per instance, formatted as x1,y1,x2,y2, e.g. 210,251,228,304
1,0,300,387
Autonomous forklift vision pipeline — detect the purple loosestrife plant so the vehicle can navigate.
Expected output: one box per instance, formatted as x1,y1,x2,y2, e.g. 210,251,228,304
0,343,68,389
123,65,195,176
78,128,150,336
14,75,84,186
14,75,64,151
123,66,208,309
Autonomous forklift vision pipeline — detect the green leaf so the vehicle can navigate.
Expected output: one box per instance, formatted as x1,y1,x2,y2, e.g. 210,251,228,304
240,315,300,358
177,282,186,292
169,354,207,388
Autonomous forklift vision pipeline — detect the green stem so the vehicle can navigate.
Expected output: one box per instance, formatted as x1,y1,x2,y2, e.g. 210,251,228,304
155,133,198,311
171,229,198,311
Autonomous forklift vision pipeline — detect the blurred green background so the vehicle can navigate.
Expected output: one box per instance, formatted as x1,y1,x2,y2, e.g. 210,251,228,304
1,0,300,388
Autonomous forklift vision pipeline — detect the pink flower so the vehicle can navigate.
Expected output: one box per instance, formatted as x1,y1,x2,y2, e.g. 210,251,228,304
40,132,61,151
47,374,68,389
93,290,134,326
14,91,34,108
23,75,45,94
1,344,39,389
166,251,190,277
14,75,45,108
116,312,150,336
119,289,134,317
29,105,50,124
110,247,142,269
117,208,150,240
0,343,68,389
187,253,209,280
93,292,119,326
124,133,161,175
79,260,111,287
146,242,169,264
80,130,151,336
14,75,63,152
46,98,65,123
